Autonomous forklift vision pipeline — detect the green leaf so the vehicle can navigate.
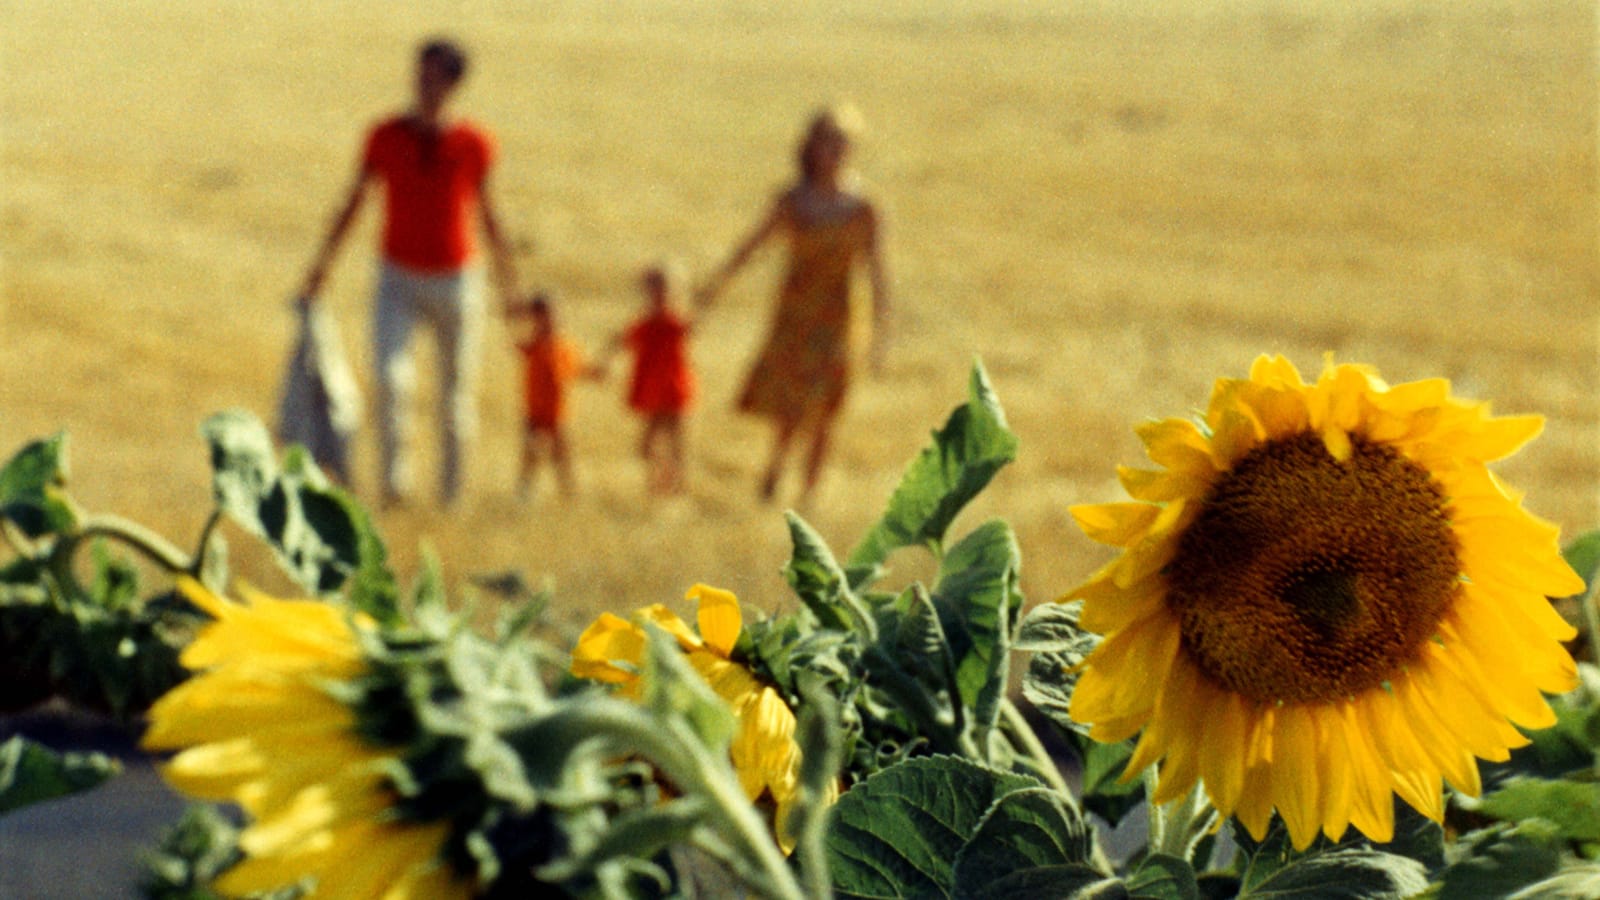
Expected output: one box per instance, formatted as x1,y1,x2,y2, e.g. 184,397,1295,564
1435,821,1564,900
535,798,708,883
826,755,1039,899
201,413,396,618
962,866,1111,899
1128,854,1201,900
137,803,260,900
1238,848,1427,899
1562,530,1600,594
642,626,734,752
200,411,279,525
950,787,1095,898
783,512,871,636
1017,601,1100,738
0,735,119,814
1080,738,1144,826
930,520,1023,739
847,362,1018,571
863,586,971,754
1474,777,1600,841
1506,864,1600,899
0,433,78,538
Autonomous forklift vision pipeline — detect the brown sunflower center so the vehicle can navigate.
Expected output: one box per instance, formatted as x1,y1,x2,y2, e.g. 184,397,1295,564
1163,431,1460,704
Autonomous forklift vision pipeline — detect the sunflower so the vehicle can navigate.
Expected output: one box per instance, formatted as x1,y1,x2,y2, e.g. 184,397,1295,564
571,584,830,851
142,579,469,899
1066,355,1583,850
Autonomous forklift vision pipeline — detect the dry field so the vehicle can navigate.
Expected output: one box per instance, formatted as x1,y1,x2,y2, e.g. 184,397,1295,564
3,0,1596,634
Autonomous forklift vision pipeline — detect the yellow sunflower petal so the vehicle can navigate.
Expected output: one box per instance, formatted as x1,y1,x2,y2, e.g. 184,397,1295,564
689,584,744,657
635,604,702,652
1194,682,1249,816
310,821,452,900
1270,704,1324,851
1069,503,1162,548
1070,614,1180,727
1073,566,1164,635
571,612,647,684
1334,703,1395,844
1135,418,1218,476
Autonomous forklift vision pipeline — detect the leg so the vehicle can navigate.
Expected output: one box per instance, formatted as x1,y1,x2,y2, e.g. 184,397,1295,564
550,426,576,497
761,418,797,502
428,270,485,507
639,416,667,493
372,262,420,505
661,414,686,494
516,426,537,501
798,413,837,507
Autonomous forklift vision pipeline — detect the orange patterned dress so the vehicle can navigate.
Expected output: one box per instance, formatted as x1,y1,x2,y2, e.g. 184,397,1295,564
738,199,874,427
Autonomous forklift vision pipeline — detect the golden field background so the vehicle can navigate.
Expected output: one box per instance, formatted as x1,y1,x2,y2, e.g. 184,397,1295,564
2,0,1596,632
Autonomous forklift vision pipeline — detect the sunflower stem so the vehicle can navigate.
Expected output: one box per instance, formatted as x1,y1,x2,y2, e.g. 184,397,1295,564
77,513,194,573
999,700,1073,797
515,701,808,900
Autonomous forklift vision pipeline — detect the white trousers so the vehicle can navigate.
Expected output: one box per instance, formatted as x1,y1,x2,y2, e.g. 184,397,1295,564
372,260,484,505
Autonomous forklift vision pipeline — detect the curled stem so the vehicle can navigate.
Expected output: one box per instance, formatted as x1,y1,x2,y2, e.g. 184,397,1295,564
511,700,807,900
77,513,192,573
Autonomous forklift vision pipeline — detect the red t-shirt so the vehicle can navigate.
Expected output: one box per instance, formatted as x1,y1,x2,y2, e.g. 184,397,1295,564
625,310,694,415
518,336,582,429
362,116,494,272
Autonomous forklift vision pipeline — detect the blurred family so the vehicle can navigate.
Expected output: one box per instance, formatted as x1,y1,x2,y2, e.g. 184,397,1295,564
289,37,890,509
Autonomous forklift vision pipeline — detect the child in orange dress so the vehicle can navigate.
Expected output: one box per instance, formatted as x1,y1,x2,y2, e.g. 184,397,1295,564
510,294,587,500
597,263,696,494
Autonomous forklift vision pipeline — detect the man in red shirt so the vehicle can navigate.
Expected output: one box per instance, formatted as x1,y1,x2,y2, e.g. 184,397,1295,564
298,38,518,508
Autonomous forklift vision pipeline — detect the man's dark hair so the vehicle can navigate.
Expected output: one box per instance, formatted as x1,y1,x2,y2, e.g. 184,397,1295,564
419,38,468,84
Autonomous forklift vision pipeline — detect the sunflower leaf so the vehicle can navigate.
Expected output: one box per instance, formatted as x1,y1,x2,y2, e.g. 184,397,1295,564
0,735,119,815
931,519,1024,743
826,755,1039,899
950,787,1096,897
0,432,78,539
1561,529,1600,594
1238,846,1427,899
1126,853,1201,900
1017,601,1101,736
784,511,875,638
1433,821,1564,900
864,585,971,753
847,362,1017,572
1470,777,1600,841
1503,863,1600,899
641,626,736,752
201,412,397,620
535,798,708,883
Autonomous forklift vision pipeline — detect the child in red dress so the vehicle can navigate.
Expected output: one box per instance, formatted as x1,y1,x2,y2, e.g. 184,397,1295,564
598,263,696,494
510,294,587,500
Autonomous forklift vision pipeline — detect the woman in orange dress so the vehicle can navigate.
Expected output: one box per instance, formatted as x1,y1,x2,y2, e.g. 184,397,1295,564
696,105,891,504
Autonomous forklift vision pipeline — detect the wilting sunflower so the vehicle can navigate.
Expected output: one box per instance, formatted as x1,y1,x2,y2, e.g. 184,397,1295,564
142,579,469,899
572,584,829,851
1066,355,1583,850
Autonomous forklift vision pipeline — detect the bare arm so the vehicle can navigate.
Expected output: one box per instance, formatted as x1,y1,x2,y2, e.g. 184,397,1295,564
693,195,789,313
299,170,372,300
478,179,521,314
862,202,892,375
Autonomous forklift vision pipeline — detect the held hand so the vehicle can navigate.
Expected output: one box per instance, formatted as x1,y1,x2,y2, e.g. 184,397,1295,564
300,265,328,301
